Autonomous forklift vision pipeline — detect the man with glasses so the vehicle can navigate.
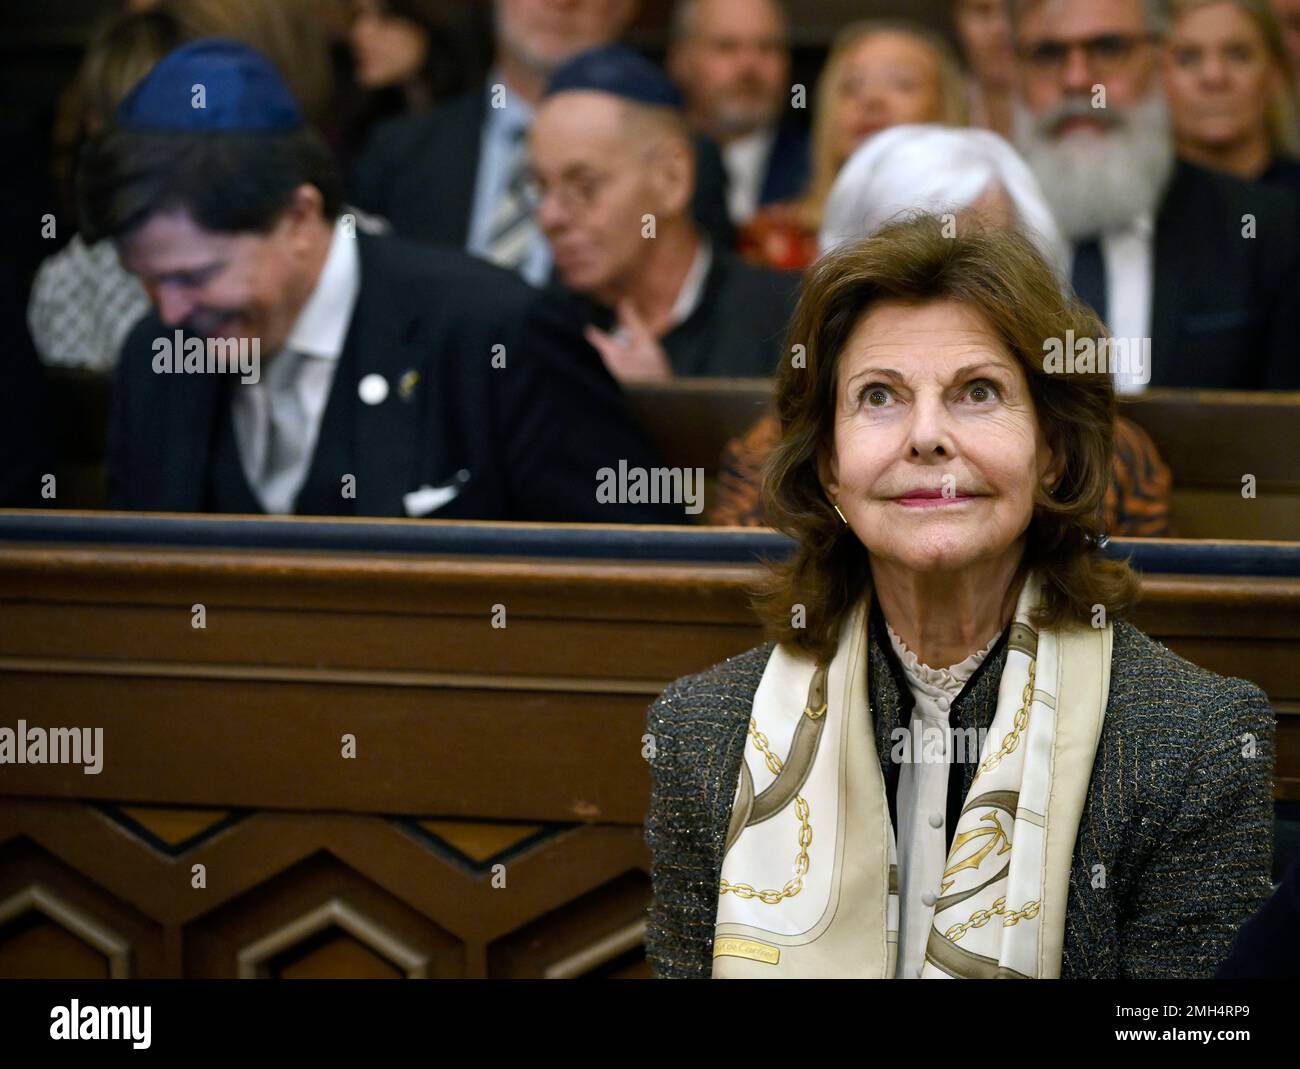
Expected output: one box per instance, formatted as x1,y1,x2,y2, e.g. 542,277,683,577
1012,0,1298,389
349,0,736,288
529,45,798,380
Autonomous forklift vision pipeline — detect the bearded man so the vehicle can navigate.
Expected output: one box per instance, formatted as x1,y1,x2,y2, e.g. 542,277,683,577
1012,0,1298,389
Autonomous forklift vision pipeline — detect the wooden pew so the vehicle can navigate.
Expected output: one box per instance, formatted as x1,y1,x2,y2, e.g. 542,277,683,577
0,515,1297,977
41,370,1300,541
623,380,1300,539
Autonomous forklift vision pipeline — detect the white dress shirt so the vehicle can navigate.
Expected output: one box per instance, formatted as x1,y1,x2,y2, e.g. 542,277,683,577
667,236,713,330
1072,212,1154,396
232,216,361,513
608,236,713,347
722,127,777,226
886,620,1000,979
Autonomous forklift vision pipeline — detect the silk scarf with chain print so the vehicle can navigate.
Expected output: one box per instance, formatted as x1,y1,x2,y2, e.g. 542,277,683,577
711,569,1111,977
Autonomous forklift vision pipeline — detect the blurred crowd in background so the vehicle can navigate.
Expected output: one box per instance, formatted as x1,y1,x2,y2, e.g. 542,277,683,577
3,0,1300,528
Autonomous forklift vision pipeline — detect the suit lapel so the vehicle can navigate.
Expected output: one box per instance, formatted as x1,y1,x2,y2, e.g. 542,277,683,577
1149,163,1192,387
346,236,429,516
448,89,488,246
164,340,224,511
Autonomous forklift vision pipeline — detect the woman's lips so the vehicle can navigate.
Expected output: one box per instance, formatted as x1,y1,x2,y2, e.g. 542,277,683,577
894,494,977,508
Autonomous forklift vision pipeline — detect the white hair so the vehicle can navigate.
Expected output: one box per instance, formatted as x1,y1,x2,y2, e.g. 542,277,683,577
817,123,1072,283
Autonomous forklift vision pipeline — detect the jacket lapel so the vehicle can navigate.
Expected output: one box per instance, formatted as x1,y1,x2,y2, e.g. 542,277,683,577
1149,163,1191,387
446,88,488,246
346,235,429,516
162,339,223,511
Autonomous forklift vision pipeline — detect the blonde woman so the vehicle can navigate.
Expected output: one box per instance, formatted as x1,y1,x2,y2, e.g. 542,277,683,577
1163,0,1300,193
739,20,968,270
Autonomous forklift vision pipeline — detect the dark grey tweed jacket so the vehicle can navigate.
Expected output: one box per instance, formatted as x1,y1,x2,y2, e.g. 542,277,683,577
644,614,1276,978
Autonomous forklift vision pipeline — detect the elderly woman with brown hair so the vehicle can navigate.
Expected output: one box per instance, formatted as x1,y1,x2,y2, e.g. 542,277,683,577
644,215,1275,979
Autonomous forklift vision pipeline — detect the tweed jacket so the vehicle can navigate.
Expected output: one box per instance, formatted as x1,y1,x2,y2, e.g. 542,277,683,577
644,611,1276,978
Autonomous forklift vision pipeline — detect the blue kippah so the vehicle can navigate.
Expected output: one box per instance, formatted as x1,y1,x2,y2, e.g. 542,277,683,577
544,44,684,110
116,38,303,133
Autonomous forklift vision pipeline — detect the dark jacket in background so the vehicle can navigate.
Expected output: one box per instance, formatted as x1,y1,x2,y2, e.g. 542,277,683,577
560,250,800,378
644,599,1276,978
349,84,737,254
757,119,810,208
1259,154,1300,200
0,259,53,508
1215,854,1300,978
106,232,682,524
1150,160,1300,389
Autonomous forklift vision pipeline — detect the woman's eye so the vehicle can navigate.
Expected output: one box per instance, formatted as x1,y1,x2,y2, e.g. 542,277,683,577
966,379,1000,402
859,384,891,406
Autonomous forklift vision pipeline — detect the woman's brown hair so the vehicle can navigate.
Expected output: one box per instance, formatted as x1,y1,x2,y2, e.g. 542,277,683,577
754,213,1141,661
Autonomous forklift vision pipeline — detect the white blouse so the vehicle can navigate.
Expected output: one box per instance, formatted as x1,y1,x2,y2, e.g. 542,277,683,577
885,620,1001,979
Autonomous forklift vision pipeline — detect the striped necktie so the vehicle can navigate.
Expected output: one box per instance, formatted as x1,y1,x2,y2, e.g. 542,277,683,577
484,125,538,272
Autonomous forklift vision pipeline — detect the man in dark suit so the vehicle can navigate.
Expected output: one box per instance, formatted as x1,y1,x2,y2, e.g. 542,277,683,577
78,39,682,524
667,0,810,225
349,0,735,288
530,45,798,380
1013,0,1299,389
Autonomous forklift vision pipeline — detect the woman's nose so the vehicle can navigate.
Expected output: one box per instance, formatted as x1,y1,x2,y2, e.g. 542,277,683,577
906,397,953,455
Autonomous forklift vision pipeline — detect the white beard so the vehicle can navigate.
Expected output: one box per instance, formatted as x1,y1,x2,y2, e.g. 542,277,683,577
1014,90,1177,239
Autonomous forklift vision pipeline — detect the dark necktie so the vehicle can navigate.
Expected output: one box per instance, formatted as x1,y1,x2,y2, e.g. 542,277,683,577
1070,236,1108,326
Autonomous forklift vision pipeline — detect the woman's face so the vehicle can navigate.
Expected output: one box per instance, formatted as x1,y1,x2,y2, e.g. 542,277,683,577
1163,2,1278,151
351,0,429,89
834,32,945,165
820,298,1057,577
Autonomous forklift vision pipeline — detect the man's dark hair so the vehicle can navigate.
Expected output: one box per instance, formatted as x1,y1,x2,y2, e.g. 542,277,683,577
77,126,344,243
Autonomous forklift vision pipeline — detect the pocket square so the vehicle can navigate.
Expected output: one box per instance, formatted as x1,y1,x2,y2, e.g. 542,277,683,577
403,483,461,517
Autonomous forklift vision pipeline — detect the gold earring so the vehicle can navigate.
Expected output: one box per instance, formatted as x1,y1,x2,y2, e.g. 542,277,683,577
832,502,848,525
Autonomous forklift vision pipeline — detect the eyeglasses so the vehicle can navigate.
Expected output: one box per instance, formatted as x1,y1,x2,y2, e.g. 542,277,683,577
1018,32,1158,77
521,169,616,215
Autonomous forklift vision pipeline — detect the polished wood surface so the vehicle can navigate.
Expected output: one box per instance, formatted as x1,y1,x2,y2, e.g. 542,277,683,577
1,534,1296,976
39,370,1300,540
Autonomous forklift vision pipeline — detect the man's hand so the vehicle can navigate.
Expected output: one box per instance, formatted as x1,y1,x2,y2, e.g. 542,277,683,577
584,299,674,382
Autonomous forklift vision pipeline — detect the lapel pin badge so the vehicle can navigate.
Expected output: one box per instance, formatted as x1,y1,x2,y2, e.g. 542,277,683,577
358,373,388,405
398,369,420,401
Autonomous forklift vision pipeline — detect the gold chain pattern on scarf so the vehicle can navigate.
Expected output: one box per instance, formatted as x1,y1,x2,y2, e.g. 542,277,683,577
719,718,812,904
975,660,1036,777
943,895,1042,942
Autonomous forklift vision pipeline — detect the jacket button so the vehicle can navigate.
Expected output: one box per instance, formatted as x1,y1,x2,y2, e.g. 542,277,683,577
922,891,937,906
929,812,944,828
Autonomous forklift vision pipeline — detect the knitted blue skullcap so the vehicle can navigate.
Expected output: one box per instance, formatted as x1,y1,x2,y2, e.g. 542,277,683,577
544,44,684,110
116,38,303,132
